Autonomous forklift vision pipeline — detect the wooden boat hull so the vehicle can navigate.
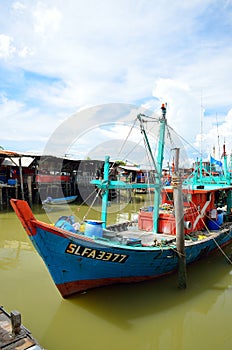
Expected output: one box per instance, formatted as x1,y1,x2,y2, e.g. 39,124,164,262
10,199,232,298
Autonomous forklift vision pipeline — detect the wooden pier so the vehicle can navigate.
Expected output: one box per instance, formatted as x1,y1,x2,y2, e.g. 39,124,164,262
0,306,43,349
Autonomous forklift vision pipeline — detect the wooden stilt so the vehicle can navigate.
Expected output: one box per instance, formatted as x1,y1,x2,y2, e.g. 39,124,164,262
0,186,3,210
27,175,33,206
19,157,25,200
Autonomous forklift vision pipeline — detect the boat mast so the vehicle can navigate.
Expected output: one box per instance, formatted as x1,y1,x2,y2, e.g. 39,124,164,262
153,104,167,232
222,143,230,185
137,104,167,232
101,155,110,228
199,94,204,181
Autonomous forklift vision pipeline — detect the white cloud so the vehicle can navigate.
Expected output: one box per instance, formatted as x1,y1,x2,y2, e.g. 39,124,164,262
152,78,232,160
153,79,201,143
0,0,232,159
0,96,62,147
0,34,16,58
200,108,232,157
18,46,34,58
32,2,62,38
11,1,26,12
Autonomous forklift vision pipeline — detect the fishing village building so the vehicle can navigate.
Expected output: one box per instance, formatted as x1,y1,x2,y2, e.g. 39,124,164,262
0,149,157,210
0,149,104,209
2,149,230,211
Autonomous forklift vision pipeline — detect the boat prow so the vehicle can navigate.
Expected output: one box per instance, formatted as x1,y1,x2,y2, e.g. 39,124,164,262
10,198,37,236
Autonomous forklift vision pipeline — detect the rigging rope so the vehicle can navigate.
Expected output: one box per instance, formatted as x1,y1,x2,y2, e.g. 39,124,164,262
116,118,138,159
82,188,102,221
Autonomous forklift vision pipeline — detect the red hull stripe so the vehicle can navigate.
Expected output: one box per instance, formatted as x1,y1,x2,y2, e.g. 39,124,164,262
56,274,170,298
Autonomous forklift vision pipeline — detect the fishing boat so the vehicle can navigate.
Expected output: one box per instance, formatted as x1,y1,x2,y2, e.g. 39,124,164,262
42,195,77,205
10,104,232,298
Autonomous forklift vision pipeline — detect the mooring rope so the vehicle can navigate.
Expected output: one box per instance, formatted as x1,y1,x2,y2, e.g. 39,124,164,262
186,199,232,264
211,234,232,264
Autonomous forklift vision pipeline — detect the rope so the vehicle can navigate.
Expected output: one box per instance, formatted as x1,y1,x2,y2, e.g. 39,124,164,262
171,175,182,188
82,188,102,221
76,187,102,221
186,199,232,264
116,118,138,159
169,245,185,257
211,235,232,264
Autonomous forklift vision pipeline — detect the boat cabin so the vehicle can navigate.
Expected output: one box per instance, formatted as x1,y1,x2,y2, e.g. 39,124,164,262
138,186,231,235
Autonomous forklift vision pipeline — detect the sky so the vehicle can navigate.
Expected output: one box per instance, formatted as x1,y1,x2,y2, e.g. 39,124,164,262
0,0,232,164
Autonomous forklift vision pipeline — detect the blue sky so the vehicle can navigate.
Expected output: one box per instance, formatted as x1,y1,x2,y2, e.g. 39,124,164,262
0,0,232,163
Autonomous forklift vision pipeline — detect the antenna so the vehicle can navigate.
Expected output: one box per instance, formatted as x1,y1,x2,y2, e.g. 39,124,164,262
215,113,221,159
200,94,203,158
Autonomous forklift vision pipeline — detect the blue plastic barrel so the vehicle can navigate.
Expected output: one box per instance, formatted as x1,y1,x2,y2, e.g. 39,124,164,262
207,212,223,230
217,212,223,225
207,219,219,230
85,220,103,238
8,179,17,186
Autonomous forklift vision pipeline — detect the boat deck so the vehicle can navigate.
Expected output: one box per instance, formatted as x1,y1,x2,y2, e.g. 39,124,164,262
103,221,232,247
103,222,177,246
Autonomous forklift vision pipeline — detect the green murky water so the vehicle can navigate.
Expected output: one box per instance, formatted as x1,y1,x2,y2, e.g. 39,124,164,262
1,199,232,350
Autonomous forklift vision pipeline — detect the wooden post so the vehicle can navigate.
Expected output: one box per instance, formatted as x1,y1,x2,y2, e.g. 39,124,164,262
0,186,3,210
6,186,9,208
15,180,18,199
172,148,187,289
11,310,21,336
27,175,33,206
18,157,25,200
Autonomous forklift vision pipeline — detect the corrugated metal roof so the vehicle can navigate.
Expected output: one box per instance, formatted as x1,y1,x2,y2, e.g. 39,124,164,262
0,149,42,158
2,157,35,167
118,165,155,172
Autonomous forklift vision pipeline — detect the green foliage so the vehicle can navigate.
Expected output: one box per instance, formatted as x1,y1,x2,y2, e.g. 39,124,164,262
114,160,126,166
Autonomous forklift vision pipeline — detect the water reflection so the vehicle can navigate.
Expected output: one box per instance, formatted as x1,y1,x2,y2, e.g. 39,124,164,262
39,251,232,349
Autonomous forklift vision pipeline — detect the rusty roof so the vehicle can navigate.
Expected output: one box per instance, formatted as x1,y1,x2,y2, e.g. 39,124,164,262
0,149,20,157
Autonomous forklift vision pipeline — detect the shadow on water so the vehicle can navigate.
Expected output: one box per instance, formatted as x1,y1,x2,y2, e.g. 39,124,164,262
43,245,232,334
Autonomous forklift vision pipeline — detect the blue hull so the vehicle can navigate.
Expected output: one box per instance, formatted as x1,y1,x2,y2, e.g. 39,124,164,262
42,195,77,205
10,199,232,297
